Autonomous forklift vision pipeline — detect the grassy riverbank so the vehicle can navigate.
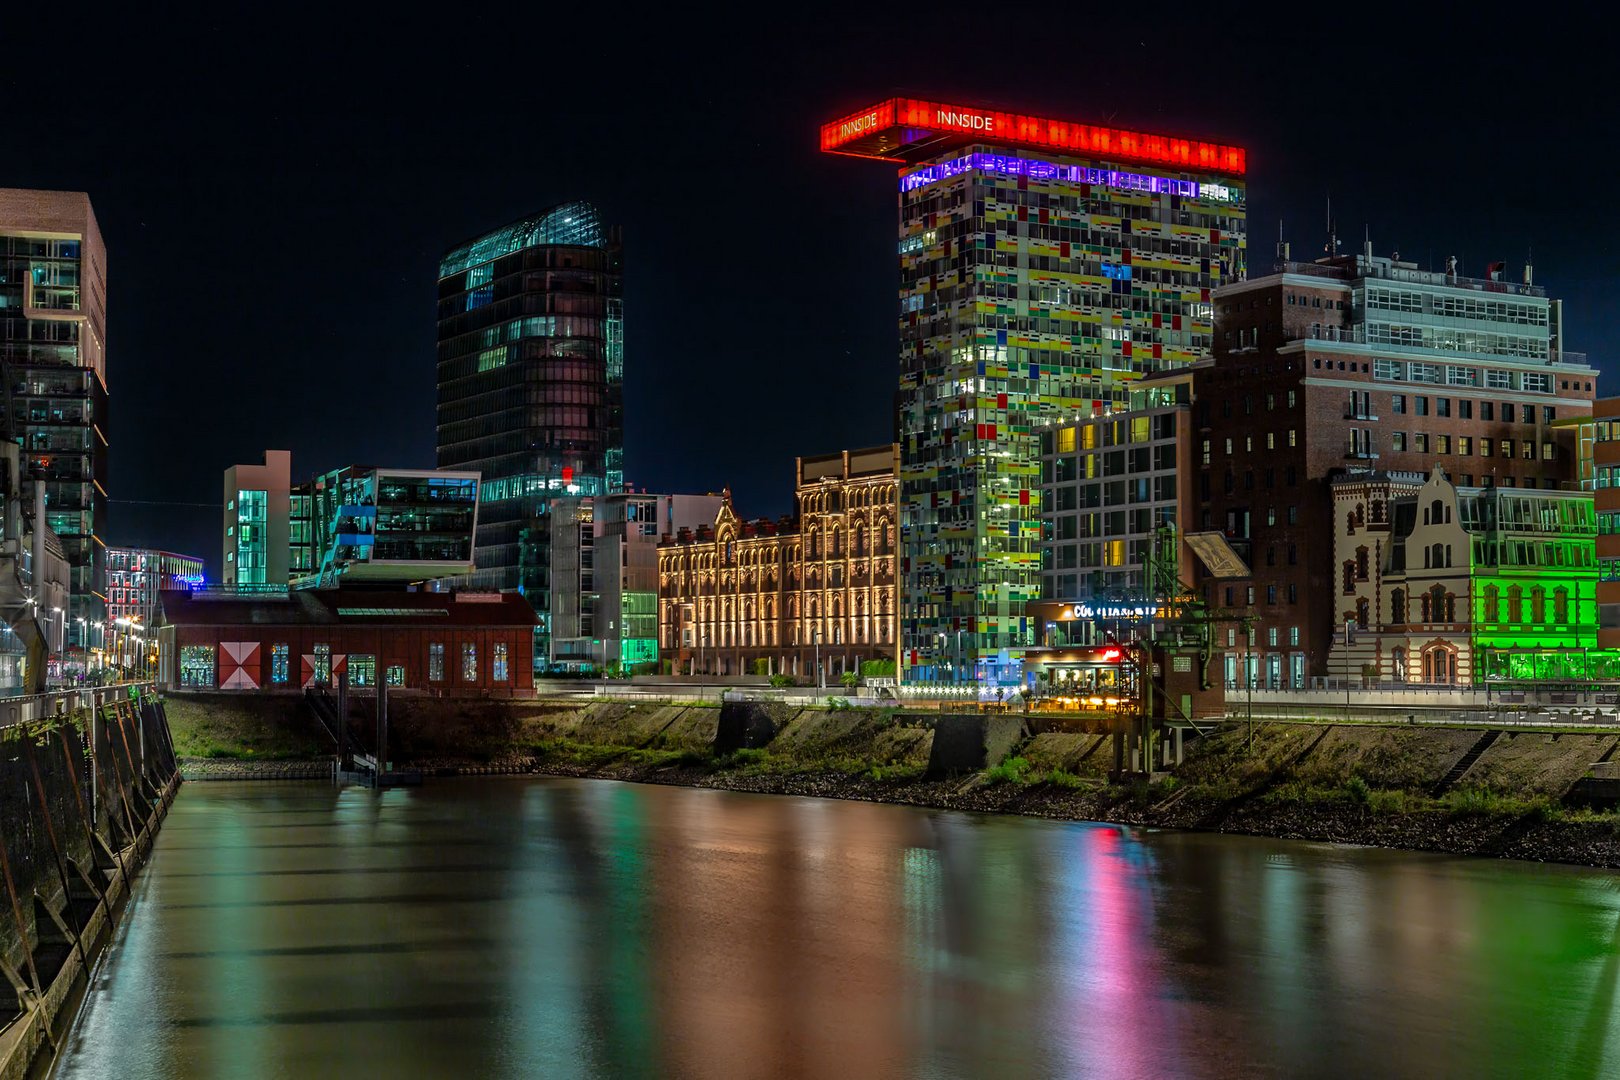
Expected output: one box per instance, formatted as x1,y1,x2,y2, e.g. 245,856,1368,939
163,693,1620,866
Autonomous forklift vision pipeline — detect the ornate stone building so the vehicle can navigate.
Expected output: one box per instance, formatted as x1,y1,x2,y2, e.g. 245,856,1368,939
658,446,898,679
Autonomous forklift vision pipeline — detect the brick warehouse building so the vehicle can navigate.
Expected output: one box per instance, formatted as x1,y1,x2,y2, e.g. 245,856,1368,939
156,586,537,695
1196,246,1595,686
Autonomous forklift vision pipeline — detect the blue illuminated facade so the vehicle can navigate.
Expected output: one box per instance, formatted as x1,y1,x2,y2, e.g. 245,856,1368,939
899,152,1235,202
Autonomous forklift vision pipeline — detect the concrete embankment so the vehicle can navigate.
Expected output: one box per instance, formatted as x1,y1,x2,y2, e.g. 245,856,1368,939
0,689,180,1079
164,692,1620,867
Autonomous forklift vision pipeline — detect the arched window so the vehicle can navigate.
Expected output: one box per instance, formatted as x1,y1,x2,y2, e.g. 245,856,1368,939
1430,584,1447,623
1483,585,1500,622
1372,499,1386,523
1392,588,1407,623
1343,562,1356,594
808,530,820,559
1531,587,1546,624
1508,586,1523,623
1555,587,1570,623
1420,592,1432,622
1431,542,1445,569
1431,498,1444,524
1356,546,1369,580
1392,646,1408,682
1356,598,1369,629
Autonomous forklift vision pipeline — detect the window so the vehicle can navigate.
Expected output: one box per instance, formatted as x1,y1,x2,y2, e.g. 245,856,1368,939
350,655,376,688
1393,432,1407,452
462,642,478,681
387,665,405,687
270,643,289,684
1459,400,1473,420
1288,429,1297,447
1438,435,1451,454
1503,403,1516,423
1393,395,1406,414
1482,402,1494,421
1289,626,1300,646
1268,627,1279,646
1415,433,1429,453
313,643,331,685
1415,396,1429,417
493,642,510,682
1436,398,1451,418
1459,436,1472,456
429,642,445,681
180,645,215,688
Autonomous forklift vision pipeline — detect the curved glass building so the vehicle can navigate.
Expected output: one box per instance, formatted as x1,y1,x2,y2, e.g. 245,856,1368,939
436,202,624,628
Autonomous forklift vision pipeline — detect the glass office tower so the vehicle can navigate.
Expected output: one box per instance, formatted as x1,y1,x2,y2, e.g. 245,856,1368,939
822,99,1246,685
0,188,109,650
436,202,624,656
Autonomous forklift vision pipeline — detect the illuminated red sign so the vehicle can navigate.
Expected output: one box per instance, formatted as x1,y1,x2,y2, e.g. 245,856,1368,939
820,96,1245,176
562,466,574,485
1099,647,1123,663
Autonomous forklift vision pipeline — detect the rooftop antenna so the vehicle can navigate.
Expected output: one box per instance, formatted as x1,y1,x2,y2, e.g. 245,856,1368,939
1324,197,1338,256
1524,244,1534,287
1276,217,1289,262
1363,224,1373,260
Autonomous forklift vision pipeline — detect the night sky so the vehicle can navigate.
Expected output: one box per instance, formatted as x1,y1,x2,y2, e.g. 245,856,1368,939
8,12,1613,574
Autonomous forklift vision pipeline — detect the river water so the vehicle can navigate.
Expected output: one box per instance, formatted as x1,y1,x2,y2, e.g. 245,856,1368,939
52,777,1620,1079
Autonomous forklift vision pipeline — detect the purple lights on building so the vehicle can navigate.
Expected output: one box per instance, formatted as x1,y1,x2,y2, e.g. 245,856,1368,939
899,152,1234,202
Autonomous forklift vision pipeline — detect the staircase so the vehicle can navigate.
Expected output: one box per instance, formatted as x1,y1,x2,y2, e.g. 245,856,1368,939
1431,730,1501,797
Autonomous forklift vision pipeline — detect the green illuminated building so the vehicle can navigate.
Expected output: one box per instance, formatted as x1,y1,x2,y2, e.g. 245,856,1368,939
1329,467,1617,684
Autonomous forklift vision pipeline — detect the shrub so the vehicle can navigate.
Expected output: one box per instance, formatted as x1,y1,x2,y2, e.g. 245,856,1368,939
840,670,861,690
750,659,771,677
1345,775,1371,806
768,674,797,688
1046,768,1086,789
985,755,1031,784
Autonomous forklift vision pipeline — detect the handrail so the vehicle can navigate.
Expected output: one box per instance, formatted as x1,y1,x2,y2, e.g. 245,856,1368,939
0,682,156,731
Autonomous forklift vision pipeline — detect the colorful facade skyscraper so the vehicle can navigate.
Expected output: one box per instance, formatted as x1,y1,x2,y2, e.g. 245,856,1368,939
821,99,1247,684
436,202,624,653
0,188,109,652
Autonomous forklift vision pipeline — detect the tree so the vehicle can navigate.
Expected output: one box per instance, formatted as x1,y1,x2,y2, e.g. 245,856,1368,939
840,669,860,690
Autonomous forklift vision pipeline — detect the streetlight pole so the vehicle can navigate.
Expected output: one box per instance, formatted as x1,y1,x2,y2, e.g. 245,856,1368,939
815,626,822,692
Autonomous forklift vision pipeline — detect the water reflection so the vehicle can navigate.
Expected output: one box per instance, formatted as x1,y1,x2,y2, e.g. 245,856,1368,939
54,779,1620,1078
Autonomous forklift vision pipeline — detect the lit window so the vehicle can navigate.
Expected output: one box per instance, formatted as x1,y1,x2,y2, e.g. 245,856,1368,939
462,642,478,681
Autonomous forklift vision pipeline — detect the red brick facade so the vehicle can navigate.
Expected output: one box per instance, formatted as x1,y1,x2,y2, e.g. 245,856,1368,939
157,588,538,695
1195,264,1594,682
